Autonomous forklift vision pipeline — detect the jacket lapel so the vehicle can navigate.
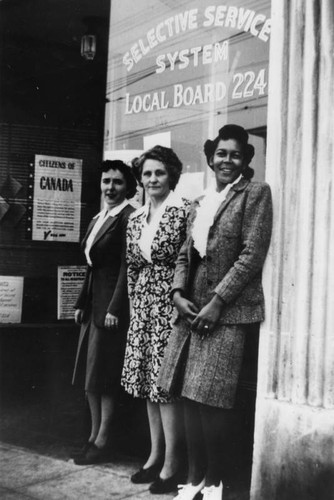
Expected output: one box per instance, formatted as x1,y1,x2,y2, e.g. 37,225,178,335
213,178,249,223
91,214,118,247
81,218,98,250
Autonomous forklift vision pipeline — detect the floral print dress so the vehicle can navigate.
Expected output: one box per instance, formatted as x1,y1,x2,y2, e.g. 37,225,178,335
121,196,189,403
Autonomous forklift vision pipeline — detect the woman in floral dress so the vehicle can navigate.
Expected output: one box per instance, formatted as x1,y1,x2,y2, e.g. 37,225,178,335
121,145,189,494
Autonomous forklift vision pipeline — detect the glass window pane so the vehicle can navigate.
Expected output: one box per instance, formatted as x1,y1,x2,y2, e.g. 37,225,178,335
104,0,271,195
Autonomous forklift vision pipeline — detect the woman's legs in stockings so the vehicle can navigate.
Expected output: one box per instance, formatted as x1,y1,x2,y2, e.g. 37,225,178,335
86,392,100,444
159,401,182,479
183,399,233,487
86,391,115,449
143,400,183,478
183,398,206,485
143,400,164,469
199,403,233,487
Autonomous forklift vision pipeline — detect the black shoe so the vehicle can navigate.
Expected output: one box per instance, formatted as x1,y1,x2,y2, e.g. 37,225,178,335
149,473,181,494
73,444,110,465
131,463,161,484
69,442,93,460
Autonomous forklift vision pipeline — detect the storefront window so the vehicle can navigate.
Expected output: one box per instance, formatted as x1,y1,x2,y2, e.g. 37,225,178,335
104,0,271,198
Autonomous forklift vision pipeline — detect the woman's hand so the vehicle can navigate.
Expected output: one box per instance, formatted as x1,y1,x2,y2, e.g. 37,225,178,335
191,294,225,337
105,312,119,330
74,309,84,325
173,291,199,325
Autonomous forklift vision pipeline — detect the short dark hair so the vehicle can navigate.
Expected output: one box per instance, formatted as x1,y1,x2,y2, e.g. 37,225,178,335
204,124,255,179
131,145,183,190
99,160,137,198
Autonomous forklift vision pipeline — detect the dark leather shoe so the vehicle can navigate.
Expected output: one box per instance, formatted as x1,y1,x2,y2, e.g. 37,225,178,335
131,463,161,484
149,473,181,494
69,442,93,459
73,444,110,465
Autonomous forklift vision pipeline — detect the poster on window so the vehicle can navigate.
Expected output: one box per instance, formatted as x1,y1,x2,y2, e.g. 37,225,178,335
57,266,86,320
32,155,82,242
0,276,24,323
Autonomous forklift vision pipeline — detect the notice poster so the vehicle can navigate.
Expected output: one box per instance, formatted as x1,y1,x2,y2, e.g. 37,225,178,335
0,276,24,323
32,155,82,242
57,266,86,320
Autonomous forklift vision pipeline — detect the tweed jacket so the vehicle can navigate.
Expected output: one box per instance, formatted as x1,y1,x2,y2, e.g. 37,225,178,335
75,203,135,328
172,178,273,324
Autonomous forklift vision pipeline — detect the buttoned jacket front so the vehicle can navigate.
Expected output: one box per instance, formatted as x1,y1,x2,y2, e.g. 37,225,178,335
75,204,134,328
172,178,273,324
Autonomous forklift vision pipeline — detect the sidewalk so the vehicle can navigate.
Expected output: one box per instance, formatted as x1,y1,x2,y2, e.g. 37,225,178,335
0,442,173,500
0,366,252,499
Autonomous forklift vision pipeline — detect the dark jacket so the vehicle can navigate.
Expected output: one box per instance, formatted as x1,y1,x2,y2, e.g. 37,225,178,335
75,203,135,328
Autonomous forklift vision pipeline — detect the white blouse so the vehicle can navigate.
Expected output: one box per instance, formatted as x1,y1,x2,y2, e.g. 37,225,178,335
192,175,242,258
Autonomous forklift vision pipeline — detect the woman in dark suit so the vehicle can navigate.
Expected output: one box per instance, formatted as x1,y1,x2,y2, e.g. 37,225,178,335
158,125,273,500
71,160,136,465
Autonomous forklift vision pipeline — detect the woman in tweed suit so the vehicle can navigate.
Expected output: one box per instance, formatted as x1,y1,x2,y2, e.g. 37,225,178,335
158,125,273,500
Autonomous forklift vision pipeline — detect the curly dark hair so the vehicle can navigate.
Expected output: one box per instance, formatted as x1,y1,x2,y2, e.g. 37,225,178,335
131,145,183,190
203,124,255,180
98,160,137,199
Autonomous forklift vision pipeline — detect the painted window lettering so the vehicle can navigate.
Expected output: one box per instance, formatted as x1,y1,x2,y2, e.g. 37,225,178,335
123,7,271,73
124,81,227,114
156,42,229,73
232,69,267,99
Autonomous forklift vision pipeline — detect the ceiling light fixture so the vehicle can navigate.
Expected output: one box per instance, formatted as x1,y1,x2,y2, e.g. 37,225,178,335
81,33,96,61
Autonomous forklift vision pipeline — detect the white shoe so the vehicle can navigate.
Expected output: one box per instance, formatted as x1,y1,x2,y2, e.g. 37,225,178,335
201,481,223,500
173,478,205,499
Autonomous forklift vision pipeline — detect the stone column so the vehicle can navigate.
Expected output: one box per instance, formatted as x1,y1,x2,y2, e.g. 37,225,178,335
251,1,334,498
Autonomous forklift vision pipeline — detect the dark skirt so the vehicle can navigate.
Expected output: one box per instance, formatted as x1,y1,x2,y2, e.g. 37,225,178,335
72,313,127,395
158,259,246,409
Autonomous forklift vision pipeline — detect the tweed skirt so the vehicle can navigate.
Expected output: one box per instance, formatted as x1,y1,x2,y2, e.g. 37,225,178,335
72,313,127,395
158,260,246,409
